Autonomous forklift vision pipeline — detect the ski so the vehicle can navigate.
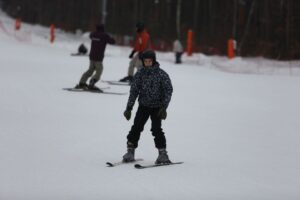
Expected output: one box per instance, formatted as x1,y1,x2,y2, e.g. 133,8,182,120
134,162,184,169
102,80,130,86
64,86,110,91
63,87,127,95
70,53,88,56
106,158,143,167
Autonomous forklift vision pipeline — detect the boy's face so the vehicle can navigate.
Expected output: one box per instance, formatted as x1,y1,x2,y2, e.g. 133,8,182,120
143,58,153,67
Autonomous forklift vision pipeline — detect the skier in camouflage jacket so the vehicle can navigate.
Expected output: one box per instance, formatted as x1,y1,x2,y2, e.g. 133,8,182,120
122,50,173,164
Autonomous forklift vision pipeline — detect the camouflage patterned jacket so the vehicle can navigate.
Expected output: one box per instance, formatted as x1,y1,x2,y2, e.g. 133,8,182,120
126,62,173,110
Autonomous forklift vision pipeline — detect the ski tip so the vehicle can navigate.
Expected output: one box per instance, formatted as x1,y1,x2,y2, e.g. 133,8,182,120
106,162,114,167
134,164,144,169
172,161,184,164
62,88,73,91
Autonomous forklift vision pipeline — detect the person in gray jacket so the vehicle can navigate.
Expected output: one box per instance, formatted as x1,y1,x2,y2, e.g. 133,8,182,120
122,50,173,164
173,39,183,64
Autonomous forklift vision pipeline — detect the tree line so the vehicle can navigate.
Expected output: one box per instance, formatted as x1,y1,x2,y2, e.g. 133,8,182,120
2,0,300,60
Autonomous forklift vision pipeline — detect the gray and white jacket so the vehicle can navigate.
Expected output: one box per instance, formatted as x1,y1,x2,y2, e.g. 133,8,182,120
126,62,173,110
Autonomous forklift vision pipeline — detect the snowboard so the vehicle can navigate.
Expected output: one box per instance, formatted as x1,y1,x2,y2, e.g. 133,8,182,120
63,87,127,95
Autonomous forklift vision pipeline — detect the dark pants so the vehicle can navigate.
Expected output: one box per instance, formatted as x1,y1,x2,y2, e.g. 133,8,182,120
175,52,183,64
127,105,166,149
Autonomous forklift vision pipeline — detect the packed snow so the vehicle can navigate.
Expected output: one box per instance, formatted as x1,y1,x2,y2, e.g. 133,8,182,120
1,12,300,200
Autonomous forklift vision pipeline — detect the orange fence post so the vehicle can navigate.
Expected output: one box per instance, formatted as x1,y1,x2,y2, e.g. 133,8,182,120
227,39,236,59
50,24,55,43
15,18,21,30
187,29,193,56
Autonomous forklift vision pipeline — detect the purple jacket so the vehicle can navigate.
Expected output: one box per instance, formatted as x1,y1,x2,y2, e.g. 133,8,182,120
89,31,115,61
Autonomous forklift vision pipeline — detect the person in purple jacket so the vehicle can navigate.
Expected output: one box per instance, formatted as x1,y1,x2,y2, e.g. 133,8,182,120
75,24,115,91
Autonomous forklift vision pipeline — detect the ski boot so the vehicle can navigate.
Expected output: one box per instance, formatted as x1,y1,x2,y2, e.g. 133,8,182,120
88,79,102,92
119,75,133,82
122,148,135,163
155,149,171,164
75,82,88,89
128,76,133,84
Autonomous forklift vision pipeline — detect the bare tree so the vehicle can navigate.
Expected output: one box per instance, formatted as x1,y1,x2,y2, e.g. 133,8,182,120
176,0,182,38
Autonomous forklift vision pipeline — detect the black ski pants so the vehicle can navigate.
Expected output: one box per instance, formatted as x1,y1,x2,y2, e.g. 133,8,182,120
175,52,183,64
127,105,166,149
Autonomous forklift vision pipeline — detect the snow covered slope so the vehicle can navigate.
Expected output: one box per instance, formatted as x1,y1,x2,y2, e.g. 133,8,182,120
1,13,300,200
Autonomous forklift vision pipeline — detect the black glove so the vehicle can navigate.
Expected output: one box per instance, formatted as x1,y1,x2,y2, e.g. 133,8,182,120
123,109,131,120
129,50,136,59
157,107,167,120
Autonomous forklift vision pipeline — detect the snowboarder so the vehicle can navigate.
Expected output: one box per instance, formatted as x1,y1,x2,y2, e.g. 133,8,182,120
119,22,151,83
75,24,115,91
173,39,183,64
122,50,173,164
